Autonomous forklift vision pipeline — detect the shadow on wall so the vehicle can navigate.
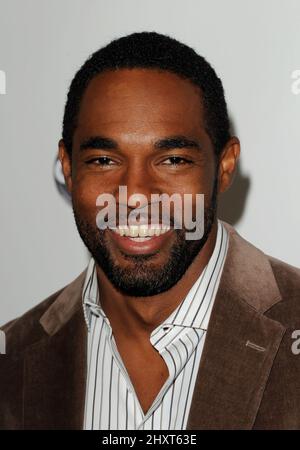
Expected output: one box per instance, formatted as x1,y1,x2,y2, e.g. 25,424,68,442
53,144,251,228
218,116,251,226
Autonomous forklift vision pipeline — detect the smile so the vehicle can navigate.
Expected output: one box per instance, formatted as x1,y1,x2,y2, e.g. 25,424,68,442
108,225,173,254
110,224,171,238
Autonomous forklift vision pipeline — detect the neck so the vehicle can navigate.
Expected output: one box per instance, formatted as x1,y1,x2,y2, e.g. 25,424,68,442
95,220,218,340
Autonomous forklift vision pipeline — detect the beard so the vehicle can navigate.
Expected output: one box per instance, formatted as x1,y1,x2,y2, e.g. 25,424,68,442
72,180,218,297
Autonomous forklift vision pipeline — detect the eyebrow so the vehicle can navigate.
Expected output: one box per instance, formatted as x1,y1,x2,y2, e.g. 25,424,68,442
154,136,202,151
80,136,118,151
79,135,202,152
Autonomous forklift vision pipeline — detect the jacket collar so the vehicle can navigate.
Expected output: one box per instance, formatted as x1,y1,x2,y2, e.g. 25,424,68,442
23,305,88,429
186,222,286,429
22,269,88,428
39,269,86,336
219,222,282,313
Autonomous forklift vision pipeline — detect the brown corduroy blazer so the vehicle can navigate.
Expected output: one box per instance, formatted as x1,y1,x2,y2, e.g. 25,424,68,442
1,222,300,430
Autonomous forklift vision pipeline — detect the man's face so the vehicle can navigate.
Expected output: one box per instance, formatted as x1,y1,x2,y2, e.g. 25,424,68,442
61,69,224,296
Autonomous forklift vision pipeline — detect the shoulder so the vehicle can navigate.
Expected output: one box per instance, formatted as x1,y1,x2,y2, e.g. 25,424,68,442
268,255,300,298
0,287,64,355
224,220,300,293
266,255,300,327
222,221,300,325
0,269,87,356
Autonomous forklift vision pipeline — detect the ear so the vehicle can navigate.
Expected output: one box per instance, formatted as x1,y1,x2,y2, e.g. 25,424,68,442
58,139,72,194
217,137,240,194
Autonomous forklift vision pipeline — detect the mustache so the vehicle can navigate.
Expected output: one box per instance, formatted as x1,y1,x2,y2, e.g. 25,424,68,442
96,199,204,231
99,203,180,227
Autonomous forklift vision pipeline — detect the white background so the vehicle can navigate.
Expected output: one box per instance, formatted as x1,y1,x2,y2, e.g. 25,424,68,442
0,0,299,324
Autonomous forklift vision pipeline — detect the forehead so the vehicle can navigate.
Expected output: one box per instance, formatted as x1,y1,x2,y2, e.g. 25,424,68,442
76,68,205,136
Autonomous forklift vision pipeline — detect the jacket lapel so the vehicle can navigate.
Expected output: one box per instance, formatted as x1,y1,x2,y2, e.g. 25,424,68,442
186,223,286,429
23,272,87,430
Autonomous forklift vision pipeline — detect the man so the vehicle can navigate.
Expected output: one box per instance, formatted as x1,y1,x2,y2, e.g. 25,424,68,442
0,31,299,430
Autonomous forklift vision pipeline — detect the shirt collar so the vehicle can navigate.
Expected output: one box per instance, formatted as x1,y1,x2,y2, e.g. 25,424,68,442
82,220,228,332
82,260,104,331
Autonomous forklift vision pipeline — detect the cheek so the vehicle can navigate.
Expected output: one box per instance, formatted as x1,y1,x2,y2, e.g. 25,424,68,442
173,176,213,199
72,177,104,220
178,174,216,215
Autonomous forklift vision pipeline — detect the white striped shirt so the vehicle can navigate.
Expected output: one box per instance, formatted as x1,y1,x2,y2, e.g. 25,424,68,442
83,220,228,430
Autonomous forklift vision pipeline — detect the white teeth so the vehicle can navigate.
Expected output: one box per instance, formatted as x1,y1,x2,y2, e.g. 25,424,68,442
148,227,155,237
118,227,126,237
111,224,171,237
128,237,152,242
129,226,139,237
139,225,150,237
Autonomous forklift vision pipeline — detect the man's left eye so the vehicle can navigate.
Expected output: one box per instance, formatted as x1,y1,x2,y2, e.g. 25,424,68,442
86,156,115,166
162,156,192,166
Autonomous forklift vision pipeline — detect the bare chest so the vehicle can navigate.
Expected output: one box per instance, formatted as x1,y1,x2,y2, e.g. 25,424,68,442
114,337,169,415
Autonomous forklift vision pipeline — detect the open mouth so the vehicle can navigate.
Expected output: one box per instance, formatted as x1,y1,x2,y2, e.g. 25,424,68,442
112,224,170,236
108,224,173,254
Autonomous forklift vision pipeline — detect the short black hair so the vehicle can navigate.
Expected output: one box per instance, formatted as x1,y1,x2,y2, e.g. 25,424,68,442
62,31,231,158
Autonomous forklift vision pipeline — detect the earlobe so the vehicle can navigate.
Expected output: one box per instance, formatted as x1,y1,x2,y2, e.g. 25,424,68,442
218,137,240,194
58,139,73,194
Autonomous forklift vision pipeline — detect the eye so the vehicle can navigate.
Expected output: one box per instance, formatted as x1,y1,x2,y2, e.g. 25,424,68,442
161,156,193,166
86,156,116,166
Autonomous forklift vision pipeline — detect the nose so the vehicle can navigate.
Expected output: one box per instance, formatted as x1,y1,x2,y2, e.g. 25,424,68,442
115,159,160,209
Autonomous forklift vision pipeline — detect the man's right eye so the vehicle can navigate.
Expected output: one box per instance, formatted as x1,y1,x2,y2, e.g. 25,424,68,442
86,156,115,166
